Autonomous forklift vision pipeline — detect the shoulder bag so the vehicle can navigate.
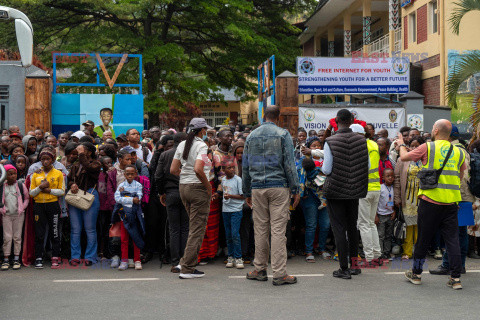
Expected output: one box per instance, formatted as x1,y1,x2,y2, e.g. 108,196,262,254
416,144,453,190
65,164,95,211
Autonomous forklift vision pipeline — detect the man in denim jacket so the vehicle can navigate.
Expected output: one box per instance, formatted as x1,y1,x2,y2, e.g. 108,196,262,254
243,105,300,286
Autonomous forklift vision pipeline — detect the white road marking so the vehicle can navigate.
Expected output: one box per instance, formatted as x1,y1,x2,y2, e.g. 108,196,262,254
466,270,480,273
384,272,406,275
229,274,324,279
53,278,160,283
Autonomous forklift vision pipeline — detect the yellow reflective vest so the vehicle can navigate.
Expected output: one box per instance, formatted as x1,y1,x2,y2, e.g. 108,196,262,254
418,140,464,204
367,139,381,191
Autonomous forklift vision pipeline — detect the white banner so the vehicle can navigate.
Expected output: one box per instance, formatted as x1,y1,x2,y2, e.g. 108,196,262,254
299,107,406,138
297,57,410,94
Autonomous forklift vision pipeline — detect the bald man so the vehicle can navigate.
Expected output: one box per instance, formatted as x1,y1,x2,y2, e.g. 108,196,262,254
377,129,388,139
398,119,466,290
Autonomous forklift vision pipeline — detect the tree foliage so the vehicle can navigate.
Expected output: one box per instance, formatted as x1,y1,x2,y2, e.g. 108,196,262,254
0,0,315,125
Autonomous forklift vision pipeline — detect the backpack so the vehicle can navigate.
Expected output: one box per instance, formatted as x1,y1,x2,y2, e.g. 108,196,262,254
468,148,480,197
136,175,151,205
0,181,26,208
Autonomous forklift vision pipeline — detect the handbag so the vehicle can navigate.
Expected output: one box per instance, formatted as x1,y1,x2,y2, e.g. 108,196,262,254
393,208,406,240
65,164,95,211
416,144,453,190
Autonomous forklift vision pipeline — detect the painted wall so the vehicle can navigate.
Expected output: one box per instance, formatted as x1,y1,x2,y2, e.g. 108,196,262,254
0,63,26,132
51,93,144,136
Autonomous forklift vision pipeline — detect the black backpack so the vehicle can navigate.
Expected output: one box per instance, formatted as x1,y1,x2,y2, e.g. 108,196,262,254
0,181,26,208
469,148,480,197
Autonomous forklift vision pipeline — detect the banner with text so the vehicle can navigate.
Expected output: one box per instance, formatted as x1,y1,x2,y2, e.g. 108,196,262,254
297,57,410,94
299,107,406,138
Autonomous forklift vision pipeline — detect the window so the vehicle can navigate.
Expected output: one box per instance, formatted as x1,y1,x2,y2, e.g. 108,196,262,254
202,111,229,128
430,1,438,34
0,86,8,101
409,12,417,43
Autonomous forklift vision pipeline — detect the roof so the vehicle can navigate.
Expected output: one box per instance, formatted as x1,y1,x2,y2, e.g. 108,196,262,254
399,91,425,100
0,61,50,78
277,70,298,78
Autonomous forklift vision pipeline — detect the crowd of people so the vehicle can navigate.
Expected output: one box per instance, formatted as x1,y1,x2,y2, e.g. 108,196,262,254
1,107,478,289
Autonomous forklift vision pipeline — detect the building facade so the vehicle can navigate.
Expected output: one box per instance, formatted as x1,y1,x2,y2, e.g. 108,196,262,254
298,0,480,106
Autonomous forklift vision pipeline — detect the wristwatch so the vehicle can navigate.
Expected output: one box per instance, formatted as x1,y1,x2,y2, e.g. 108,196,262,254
399,144,408,149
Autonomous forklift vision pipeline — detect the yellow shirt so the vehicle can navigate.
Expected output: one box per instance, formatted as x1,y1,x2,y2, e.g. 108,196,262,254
30,168,65,203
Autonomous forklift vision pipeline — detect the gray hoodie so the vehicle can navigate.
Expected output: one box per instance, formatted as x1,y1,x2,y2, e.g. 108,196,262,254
22,135,37,155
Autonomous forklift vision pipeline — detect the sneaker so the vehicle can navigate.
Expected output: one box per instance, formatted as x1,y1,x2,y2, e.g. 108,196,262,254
69,259,81,266
118,261,128,271
468,251,480,259
246,269,268,281
447,277,462,290
171,265,181,273
35,258,44,269
272,275,297,286
110,256,120,268
12,260,21,270
429,264,449,275
333,269,352,280
235,258,244,269
1,261,9,271
128,259,135,268
349,268,362,276
226,257,234,268
134,261,142,270
51,257,61,269
405,270,422,285
198,258,209,266
179,269,205,279
434,249,443,260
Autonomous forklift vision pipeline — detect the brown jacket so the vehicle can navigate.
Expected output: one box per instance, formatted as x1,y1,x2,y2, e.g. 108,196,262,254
67,153,101,191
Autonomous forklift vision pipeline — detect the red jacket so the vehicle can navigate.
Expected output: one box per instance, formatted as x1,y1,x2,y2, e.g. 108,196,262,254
329,118,367,132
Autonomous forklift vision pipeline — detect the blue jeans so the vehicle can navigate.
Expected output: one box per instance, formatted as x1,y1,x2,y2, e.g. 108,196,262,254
69,189,100,262
301,192,330,254
442,226,468,269
223,211,243,259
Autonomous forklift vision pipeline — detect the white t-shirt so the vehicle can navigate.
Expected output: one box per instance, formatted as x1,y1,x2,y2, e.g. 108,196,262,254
174,137,212,184
377,183,395,215
133,145,153,163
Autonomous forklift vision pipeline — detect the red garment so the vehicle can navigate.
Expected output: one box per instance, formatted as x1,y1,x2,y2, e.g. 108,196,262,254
379,158,394,184
121,222,141,262
329,118,367,132
21,176,35,266
198,181,220,261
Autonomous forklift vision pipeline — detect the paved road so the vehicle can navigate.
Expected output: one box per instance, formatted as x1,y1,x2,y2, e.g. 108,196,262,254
2,256,480,320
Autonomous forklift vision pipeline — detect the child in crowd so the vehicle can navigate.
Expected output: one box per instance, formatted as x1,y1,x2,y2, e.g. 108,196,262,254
219,163,245,269
97,156,114,259
114,165,144,271
375,168,396,260
1,165,29,270
29,149,65,269
15,155,30,183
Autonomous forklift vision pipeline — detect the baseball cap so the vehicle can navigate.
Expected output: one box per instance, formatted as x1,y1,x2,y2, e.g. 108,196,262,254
121,146,136,154
9,133,23,139
350,124,365,134
450,125,460,138
187,118,212,131
82,120,95,127
72,131,85,139
116,133,127,142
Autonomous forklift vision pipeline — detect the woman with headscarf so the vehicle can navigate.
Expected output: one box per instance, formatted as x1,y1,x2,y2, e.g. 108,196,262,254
67,142,101,266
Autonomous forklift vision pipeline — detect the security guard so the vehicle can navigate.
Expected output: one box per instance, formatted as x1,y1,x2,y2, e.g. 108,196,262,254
353,124,382,264
398,119,466,290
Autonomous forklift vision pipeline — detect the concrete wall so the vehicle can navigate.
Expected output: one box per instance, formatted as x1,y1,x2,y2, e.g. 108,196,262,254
423,105,451,132
0,62,26,132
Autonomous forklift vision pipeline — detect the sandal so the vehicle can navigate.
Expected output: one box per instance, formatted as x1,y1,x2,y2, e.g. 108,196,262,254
320,251,332,260
305,254,316,263
401,255,410,261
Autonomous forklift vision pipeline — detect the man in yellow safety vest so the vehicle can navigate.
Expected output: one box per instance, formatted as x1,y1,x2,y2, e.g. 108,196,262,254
398,119,466,290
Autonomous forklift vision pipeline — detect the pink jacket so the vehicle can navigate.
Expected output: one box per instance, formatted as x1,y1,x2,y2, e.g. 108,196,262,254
0,182,30,216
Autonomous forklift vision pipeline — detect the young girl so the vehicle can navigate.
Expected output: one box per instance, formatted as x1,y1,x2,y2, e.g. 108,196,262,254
15,155,30,183
29,149,65,269
1,165,29,270
97,156,114,259
114,165,143,271
61,142,79,172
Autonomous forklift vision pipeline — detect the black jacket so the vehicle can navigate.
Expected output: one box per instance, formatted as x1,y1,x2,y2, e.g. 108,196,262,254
155,147,179,194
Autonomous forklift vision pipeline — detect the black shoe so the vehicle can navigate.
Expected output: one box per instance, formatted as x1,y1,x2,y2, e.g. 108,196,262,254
84,260,93,267
247,269,268,281
273,275,297,286
35,258,44,269
429,265,449,275
349,268,362,275
179,269,205,279
468,251,480,259
333,268,352,279
141,252,153,264
462,267,466,274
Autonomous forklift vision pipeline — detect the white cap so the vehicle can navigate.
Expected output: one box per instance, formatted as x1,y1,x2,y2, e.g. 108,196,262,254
72,130,86,139
350,124,365,134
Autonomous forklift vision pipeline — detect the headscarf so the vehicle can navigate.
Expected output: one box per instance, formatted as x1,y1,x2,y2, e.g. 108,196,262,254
306,136,320,148
39,148,55,160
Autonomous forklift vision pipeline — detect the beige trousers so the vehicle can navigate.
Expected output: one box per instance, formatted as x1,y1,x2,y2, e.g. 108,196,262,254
2,213,25,256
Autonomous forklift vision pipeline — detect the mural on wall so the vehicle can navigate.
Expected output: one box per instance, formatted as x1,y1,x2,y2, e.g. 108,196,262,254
52,93,143,137
448,50,480,124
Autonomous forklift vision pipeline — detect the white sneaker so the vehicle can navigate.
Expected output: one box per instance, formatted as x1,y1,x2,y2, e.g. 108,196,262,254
235,258,244,269
118,261,128,271
128,259,135,268
226,257,234,268
134,261,142,270
110,256,120,268
179,269,205,279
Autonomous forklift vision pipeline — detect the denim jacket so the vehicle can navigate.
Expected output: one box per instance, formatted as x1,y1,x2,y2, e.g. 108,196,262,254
242,122,299,197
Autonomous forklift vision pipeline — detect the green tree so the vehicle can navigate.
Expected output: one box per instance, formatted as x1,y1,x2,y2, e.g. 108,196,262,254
1,0,315,126
446,0,480,131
